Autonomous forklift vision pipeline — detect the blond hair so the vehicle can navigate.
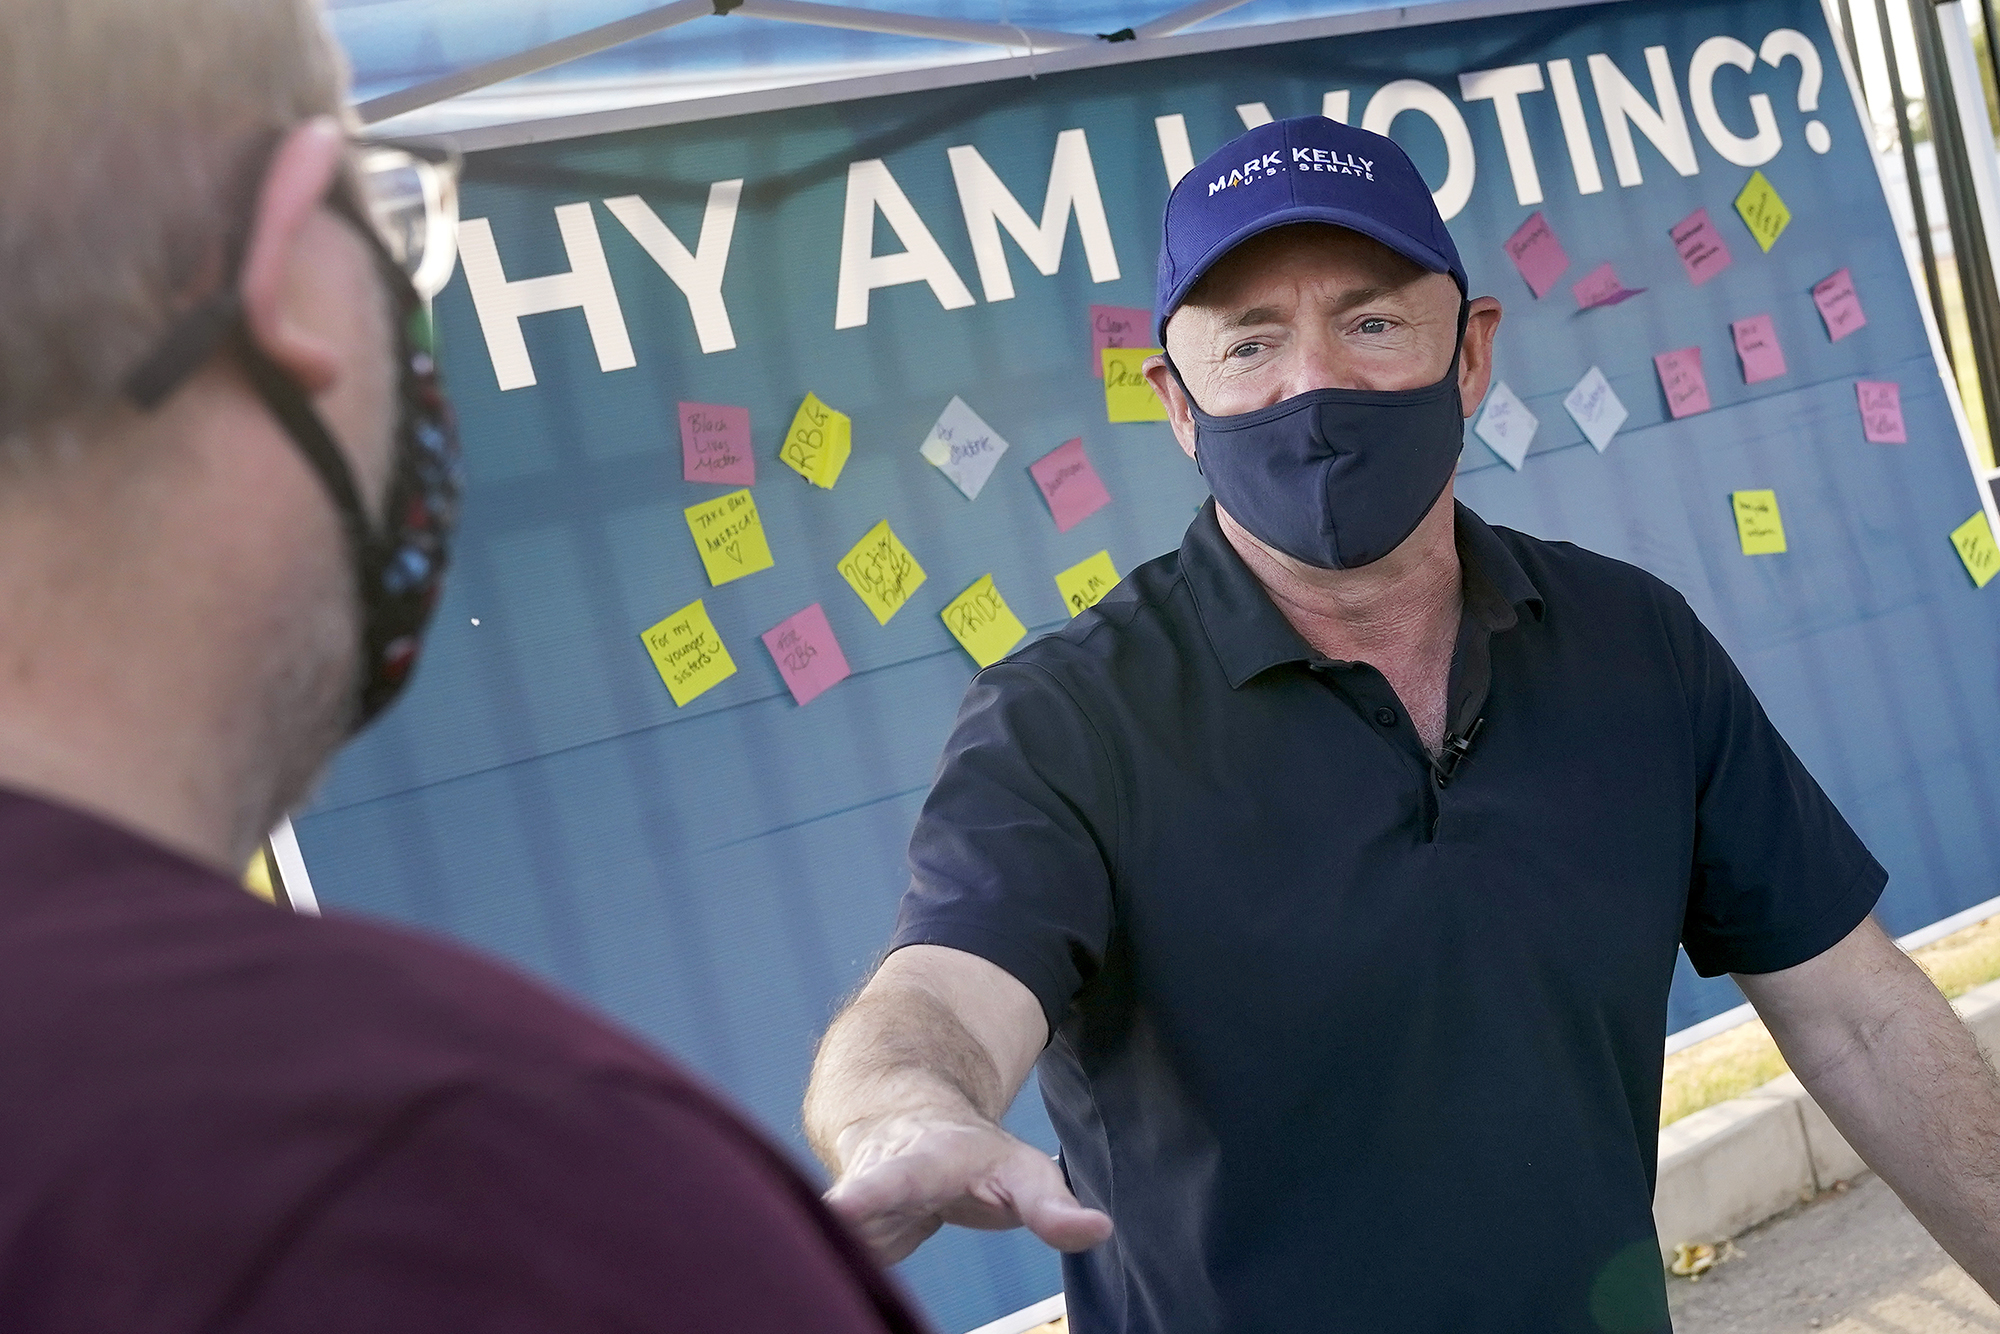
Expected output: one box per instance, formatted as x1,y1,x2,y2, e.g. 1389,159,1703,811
0,0,349,446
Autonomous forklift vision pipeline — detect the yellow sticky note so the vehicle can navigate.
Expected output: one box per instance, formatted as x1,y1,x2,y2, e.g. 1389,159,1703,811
641,599,737,706
837,519,927,625
940,575,1028,668
1103,346,1167,422
779,392,852,489
1734,171,1791,252
1731,489,1788,555
1950,510,2000,588
683,488,774,587
1056,550,1121,616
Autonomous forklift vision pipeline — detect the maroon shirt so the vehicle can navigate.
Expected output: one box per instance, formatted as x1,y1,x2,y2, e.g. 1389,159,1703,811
0,788,927,1333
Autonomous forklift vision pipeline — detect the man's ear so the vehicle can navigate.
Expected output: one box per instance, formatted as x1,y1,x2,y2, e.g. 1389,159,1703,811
237,117,349,395
1142,352,1201,463
1457,295,1504,418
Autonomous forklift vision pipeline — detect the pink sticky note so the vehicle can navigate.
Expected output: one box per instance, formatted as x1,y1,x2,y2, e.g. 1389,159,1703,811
1572,262,1646,310
1856,381,1908,444
1029,438,1112,533
1813,269,1868,342
1731,314,1788,385
679,402,754,486
1670,208,1735,287
1090,305,1154,378
760,603,851,706
1504,212,1571,299
1655,347,1712,418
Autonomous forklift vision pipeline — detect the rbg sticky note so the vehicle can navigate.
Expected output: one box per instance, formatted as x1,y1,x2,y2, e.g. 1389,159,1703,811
641,599,736,706
1731,490,1788,555
1056,550,1121,616
1475,381,1538,470
1030,438,1111,533
1103,347,1168,422
779,392,852,489
1731,314,1787,385
1564,367,1629,453
837,520,927,625
1950,511,2000,588
1504,212,1570,299
1655,348,1712,419
1090,305,1153,377
1734,171,1792,252
760,603,850,706
683,488,775,587
679,402,754,486
940,575,1029,668
1856,381,1909,444
920,396,1010,500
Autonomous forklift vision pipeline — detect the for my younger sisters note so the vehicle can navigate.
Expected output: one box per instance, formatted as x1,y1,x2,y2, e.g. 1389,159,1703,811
940,575,1029,668
1030,438,1111,533
920,397,1010,500
641,599,736,706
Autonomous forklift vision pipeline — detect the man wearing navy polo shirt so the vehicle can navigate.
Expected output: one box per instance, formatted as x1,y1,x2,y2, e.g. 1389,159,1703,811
804,118,2000,1331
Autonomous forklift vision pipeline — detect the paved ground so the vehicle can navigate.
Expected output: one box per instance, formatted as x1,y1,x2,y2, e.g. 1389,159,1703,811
1669,1173,1998,1333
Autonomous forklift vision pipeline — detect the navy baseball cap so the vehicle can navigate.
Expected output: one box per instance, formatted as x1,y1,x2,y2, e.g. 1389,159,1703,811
1155,116,1468,344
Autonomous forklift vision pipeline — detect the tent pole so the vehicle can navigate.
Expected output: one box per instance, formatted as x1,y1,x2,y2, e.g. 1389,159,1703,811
1874,0,1956,357
733,1,1083,49
1132,0,1259,40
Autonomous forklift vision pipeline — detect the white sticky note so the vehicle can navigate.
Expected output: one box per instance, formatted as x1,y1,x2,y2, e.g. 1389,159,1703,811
919,396,1010,501
1475,381,1538,470
1564,366,1629,453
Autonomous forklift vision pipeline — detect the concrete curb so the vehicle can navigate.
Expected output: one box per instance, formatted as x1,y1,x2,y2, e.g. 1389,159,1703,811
1652,976,2000,1260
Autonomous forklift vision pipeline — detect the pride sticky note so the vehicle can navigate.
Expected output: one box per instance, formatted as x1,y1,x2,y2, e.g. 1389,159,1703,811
1670,208,1734,286
1504,212,1570,299
1655,348,1712,419
641,599,736,706
1030,437,1111,533
838,519,927,625
1813,268,1868,342
1572,262,1645,310
679,402,754,486
683,488,775,587
779,392,851,489
1856,381,1908,444
1090,305,1154,377
1103,347,1167,422
920,396,1010,500
1731,490,1788,555
1475,381,1538,470
761,603,850,706
1056,550,1121,616
1734,171,1791,252
940,575,1029,669
1564,366,1629,453
1951,511,2000,588
1731,314,1787,385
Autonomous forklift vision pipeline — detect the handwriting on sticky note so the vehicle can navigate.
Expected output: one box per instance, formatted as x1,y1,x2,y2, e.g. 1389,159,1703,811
1103,347,1167,422
1030,437,1111,533
1731,314,1787,385
1670,208,1734,286
837,519,927,625
683,488,775,587
1090,305,1153,378
760,603,850,706
1951,510,2000,588
779,392,852,489
1734,171,1791,252
1056,550,1121,617
1814,269,1867,342
1655,348,1712,419
919,396,1010,500
641,599,736,706
1572,262,1644,310
1731,490,1788,555
1856,381,1908,444
1504,212,1570,299
1564,366,1629,453
1475,381,1538,470
679,402,754,486
941,575,1028,668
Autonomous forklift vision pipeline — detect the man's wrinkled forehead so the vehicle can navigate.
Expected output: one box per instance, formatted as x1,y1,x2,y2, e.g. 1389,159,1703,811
1177,223,1440,323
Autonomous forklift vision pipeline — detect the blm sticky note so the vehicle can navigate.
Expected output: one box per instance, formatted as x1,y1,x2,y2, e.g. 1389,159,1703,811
1813,269,1868,342
920,396,1010,500
1103,347,1168,421
838,519,927,625
1655,348,1712,419
940,575,1029,668
1030,437,1111,532
1670,208,1734,286
1951,511,2000,588
1475,381,1538,470
1090,305,1154,378
1056,550,1121,617
1731,490,1788,555
1731,314,1787,385
1857,381,1908,443
779,392,852,489
1504,212,1570,298
683,488,775,587
1564,366,1629,453
641,599,736,706
679,402,754,486
1734,171,1791,252
1572,263,1645,310
761,603,850,706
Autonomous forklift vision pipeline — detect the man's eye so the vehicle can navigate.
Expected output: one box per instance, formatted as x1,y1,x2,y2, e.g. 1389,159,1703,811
1356,318,1394,335
1227,342,1265,359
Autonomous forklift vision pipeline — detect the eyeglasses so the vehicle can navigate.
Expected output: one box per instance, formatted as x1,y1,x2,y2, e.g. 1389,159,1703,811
356,141,461,303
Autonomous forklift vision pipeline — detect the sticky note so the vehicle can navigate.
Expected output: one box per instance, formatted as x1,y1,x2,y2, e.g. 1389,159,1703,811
1103,347,1167,422
1572,262,1645,310
1504,212,1570,299
919,396,1010,500
779,392,852,489
1731,314,1787,385
1655,348,1712,419
1475,381,1538,470
1030,437,1111,532
1856,381,1908,444
641,599,736,706
1056,550,1121,617
1731,490,1788,555
1670,208,1734,286
760,603,850,706
837,519,927,625
1564,366,1629,453
940,575,1029,668
1090,305,1154,377
1951,510,1999,588
679,402,754,486
1812,268,1867,342
1734,171,1791,252
683,488,775,587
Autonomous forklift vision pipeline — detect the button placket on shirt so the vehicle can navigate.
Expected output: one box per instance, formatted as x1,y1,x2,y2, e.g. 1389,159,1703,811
1307,658,1441,841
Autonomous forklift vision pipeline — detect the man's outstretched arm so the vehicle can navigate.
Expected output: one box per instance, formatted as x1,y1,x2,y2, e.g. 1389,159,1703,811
804,943,1113,1265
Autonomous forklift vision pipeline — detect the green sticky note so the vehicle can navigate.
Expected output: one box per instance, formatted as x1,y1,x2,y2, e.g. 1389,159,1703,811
1734,171,1791,252
1102,346,1167,422
641,599,737,706
837,519,927,625
1950,510,2000,588
683,488,775,587
1731,489,1788,555
1056,549,1122,615
940,575,1028,668
778,392,851,489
